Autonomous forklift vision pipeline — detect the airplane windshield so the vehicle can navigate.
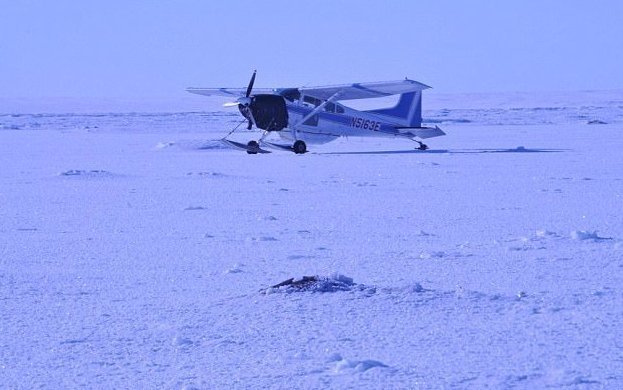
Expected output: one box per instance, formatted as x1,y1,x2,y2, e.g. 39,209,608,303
279,88,301,102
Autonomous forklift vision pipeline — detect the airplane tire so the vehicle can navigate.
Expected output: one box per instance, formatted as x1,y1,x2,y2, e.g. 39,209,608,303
246,140,259,154
293,140,307,154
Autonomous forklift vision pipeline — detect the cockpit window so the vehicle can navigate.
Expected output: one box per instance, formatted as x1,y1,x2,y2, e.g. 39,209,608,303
303,95,322,107
302,95,344,113
303,114,318,126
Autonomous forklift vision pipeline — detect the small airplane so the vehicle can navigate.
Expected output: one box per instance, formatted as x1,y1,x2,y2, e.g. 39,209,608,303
187,71,445,154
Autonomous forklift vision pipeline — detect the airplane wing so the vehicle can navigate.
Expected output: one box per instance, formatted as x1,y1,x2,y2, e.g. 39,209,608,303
299,79,431,101
186,87,275,97
186,79,431,100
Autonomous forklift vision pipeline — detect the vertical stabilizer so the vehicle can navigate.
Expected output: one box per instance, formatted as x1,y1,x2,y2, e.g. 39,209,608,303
365,91,423,127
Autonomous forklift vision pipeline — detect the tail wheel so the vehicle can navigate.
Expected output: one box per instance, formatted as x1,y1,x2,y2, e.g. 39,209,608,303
293,140,307,154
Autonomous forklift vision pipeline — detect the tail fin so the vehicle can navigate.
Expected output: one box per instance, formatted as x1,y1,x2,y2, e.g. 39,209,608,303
365,91,423,127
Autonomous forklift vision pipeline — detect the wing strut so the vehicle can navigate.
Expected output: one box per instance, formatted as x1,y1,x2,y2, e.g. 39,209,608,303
290,92,342,140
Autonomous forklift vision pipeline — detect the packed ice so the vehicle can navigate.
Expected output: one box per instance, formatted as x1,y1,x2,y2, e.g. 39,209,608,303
1,90,622,388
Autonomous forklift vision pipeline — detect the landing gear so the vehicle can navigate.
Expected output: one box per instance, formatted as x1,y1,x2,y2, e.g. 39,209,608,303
416,141,428,151
246,140,260,154
293,140,307,154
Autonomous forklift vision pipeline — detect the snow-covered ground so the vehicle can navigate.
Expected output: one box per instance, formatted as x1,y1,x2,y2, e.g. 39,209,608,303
1,91,622,388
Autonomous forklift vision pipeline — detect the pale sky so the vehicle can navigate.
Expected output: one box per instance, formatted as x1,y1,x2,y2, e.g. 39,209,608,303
1,0,622,98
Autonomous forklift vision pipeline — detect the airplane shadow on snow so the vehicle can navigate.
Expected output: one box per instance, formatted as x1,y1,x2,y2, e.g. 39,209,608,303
319,147,568,155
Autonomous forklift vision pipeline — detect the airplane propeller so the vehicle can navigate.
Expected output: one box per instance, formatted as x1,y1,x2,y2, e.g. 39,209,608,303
245,70,256,98
223,70,257,130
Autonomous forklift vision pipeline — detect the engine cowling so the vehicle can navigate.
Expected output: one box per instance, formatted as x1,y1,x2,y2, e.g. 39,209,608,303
240,94,288,131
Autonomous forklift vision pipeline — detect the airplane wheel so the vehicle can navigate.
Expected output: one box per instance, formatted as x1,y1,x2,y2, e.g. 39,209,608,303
293,140,307,154
417,143,428,151
246,140,259,154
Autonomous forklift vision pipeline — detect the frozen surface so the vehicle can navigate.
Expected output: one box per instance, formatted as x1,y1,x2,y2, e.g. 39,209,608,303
1,91,622,388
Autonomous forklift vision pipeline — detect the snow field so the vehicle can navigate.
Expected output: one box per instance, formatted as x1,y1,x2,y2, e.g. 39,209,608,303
1,93,622,387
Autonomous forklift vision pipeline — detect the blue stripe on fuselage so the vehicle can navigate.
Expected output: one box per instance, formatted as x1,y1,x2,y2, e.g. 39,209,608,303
288,105,398,135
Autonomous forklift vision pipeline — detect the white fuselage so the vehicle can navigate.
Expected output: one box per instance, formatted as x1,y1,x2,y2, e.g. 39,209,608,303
280,96,409,144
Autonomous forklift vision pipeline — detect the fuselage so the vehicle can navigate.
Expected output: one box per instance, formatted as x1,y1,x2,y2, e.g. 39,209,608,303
278,94,416,143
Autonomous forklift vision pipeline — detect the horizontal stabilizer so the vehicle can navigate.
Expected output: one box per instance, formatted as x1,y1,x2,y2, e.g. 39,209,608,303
395,126,446,139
